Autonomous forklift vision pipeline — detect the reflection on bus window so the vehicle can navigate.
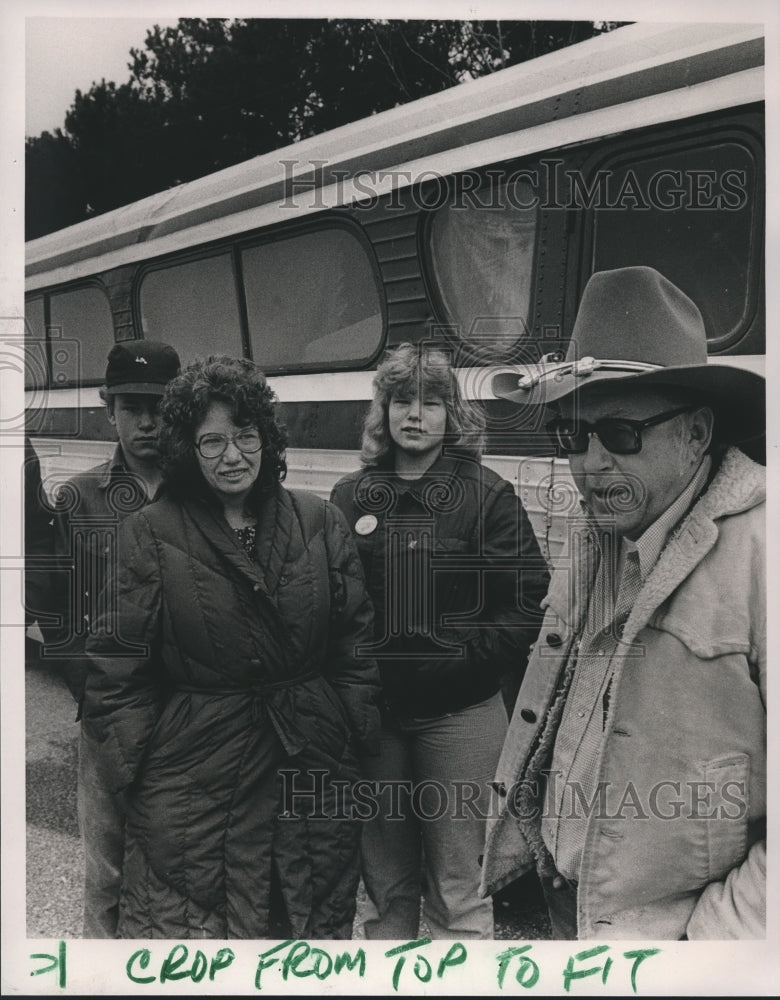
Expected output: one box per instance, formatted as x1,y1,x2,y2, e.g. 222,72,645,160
140,253,243,366
242,227,383,370
592,139,758,352
428,183,537,353
49,285,114,386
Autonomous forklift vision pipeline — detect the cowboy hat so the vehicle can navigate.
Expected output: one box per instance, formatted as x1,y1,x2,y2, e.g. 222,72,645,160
492,266,765,443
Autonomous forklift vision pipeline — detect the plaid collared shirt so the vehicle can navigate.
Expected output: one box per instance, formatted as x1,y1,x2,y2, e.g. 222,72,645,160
542,456,712,880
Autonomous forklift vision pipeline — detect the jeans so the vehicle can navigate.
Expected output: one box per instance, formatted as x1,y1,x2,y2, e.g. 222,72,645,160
77,729,127,938
360,691,507,939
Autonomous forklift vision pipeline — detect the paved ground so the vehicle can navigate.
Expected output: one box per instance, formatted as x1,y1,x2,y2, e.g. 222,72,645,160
26,644,84,939
25,647,550,941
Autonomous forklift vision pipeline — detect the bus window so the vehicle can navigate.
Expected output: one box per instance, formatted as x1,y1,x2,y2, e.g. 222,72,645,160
49,285,114,386
24,297,47,390
241,227,383,370
427,182,537,355
139,252,243,365
591,137,760,353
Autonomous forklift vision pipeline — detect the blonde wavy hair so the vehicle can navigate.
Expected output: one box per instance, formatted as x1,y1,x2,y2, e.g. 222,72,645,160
360,343,486,467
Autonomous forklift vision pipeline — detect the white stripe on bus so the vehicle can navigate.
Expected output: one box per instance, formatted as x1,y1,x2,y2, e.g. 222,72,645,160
24,355,765,410
30,438,573,564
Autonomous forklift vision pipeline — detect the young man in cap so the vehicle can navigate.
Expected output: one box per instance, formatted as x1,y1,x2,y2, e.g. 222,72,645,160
47,339,180,937
481,266,765,940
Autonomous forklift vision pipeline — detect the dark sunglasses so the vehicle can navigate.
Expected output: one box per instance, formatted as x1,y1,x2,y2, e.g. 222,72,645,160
547,406,692,455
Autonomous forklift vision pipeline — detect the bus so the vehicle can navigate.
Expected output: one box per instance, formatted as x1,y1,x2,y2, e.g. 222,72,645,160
24,19,765,563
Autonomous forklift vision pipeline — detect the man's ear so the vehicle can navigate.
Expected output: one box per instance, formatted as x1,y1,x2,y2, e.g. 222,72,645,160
688,405,714,461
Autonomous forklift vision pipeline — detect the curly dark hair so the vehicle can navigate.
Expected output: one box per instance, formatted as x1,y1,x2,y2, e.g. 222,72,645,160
159,355,287,506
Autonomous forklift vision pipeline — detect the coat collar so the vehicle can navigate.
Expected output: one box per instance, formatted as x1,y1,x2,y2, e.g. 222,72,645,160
623,446,764,642
544,518,601,631
354,452,470,513
545,447,765,635
179,485,293,600
99,444,165,502
253,485,296,597
97,444,129,489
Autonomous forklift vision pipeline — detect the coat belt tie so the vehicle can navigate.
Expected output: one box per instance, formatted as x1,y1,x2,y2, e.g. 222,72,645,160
176,670,320,755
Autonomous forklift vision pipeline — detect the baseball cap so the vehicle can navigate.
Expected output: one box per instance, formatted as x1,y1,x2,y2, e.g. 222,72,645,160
105,341,181,396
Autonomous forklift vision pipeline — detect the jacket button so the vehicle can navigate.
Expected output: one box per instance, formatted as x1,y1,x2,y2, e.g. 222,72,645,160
279,575,288,586
520,708,537,723
253,583,262,592
478,854,484,867
546,632,563,647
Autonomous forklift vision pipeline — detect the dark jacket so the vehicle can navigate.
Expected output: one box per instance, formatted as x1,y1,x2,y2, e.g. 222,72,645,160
24,437,55,629
84,484,381,939
330,452,549,718
47,445,154,702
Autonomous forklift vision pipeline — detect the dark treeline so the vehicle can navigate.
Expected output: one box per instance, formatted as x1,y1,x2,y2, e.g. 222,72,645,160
26,19,622,240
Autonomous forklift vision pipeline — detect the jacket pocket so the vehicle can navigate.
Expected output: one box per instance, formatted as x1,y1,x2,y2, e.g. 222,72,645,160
701,752,750,882
649,607,752,661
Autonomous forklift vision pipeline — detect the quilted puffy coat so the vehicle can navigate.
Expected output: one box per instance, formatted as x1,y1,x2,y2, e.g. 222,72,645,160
84,485,380,939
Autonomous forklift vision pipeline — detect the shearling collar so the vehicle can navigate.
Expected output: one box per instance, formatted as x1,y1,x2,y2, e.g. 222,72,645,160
692,445,765,521
544,447,765,633
621,447,764,640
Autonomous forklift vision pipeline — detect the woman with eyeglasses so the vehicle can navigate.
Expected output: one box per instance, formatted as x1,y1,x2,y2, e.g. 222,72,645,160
83,355,380,939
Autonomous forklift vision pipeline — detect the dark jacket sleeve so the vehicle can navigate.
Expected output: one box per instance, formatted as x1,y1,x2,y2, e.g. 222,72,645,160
83,511,165,793
24,438,55,629
328,477,356,525
42,478,90,702
322,499,381,755
443,477,549,687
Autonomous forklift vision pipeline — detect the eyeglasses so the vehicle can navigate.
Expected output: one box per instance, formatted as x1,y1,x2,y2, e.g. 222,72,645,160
196,429,263,459
547,407,692,455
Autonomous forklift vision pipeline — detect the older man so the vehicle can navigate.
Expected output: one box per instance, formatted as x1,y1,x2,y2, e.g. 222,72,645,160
481,266,765,940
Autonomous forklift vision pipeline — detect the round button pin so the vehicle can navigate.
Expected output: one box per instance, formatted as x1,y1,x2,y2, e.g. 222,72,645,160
355,514,378,535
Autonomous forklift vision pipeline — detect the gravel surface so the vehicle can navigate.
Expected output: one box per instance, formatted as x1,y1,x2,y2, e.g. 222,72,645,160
26,645,82,939
25,649,550,941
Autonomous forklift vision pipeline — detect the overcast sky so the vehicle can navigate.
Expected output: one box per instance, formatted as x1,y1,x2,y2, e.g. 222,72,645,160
26,16,179,136
22,2,770,138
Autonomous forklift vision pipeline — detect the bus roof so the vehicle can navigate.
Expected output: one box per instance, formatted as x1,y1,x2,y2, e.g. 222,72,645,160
26,21,763,289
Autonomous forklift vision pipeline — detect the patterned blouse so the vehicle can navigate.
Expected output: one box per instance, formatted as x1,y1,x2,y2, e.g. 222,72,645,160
232,524,257,560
